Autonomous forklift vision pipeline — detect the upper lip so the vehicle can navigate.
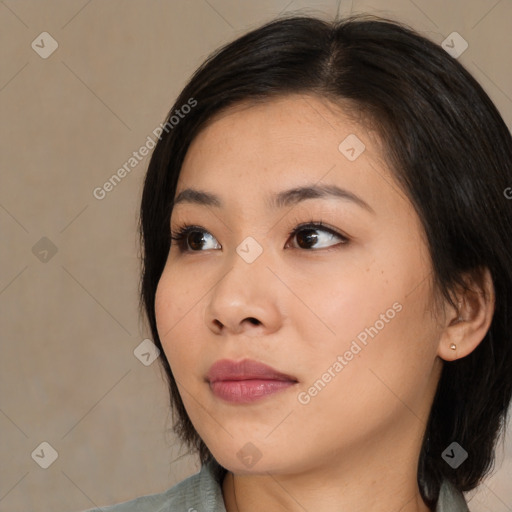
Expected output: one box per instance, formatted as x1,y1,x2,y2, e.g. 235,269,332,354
206,358,298,383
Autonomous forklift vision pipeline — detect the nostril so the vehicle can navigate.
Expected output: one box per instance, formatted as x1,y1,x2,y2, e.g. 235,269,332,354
247,317,260,325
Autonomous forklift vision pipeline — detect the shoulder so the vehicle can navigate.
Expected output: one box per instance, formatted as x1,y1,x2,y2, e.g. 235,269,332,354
76,459,227,512
435,480,470,512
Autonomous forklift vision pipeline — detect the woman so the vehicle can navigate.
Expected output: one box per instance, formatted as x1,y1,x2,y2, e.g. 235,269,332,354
81,12,512,512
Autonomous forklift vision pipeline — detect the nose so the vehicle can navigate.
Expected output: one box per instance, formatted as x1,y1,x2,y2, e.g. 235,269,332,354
203,250,283,336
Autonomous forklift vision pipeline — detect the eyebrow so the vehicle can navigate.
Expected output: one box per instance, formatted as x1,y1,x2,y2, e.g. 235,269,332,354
172,184,375,214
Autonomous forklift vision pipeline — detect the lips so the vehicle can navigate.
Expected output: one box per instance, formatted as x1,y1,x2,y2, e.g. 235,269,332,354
206,358,298,383
206,358,298,404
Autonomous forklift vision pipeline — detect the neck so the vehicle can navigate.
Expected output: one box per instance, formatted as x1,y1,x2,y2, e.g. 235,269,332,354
221,434,433,512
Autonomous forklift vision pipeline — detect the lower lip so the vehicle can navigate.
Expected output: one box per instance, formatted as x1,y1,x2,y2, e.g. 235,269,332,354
209,379,296,403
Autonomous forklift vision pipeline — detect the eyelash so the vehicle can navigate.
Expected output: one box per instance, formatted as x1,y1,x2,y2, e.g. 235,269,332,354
169,220,349,253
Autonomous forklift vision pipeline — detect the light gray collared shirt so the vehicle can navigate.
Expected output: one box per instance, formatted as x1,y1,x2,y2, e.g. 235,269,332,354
78,459,469,512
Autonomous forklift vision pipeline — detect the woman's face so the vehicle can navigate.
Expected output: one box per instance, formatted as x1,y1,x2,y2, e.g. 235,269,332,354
155,94,445,475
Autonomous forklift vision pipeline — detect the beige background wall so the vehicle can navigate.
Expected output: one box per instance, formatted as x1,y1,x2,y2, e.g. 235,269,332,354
1,1,511,511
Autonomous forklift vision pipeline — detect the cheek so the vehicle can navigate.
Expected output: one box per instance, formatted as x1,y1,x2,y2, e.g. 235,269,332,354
293,254,397,346
154,261,207,335
332,290,438,421
295,246,438,400
294,299,438,441
154,269,202,379
154,272,174,346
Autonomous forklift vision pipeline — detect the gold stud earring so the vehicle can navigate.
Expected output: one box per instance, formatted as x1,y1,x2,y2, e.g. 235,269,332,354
450,343,457,350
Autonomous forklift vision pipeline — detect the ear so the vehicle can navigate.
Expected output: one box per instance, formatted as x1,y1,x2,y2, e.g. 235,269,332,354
437,267,495,361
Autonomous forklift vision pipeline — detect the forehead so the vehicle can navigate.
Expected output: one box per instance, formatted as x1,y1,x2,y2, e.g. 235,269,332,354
178,94,387,185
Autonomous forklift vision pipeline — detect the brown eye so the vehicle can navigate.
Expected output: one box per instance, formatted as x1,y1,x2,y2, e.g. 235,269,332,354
187,231,208,250
295,228,321,249
170,226,220,252
287,223,348,250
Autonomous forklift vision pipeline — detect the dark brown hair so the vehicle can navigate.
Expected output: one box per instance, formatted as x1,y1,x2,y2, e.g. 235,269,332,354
138,13,512,508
